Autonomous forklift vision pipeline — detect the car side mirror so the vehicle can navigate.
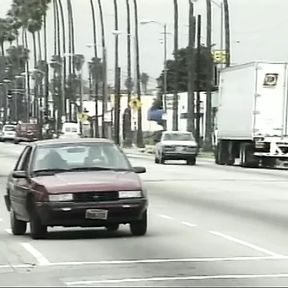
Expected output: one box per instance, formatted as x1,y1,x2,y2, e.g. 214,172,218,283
133,166,146,174
12,171,27,179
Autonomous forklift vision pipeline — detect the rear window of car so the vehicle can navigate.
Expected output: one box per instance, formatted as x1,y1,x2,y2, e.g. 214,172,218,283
4,125,16,131
163,133,194,141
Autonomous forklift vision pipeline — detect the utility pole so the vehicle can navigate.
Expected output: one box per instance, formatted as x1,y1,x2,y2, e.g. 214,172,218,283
223,0,231,67
187,0,196,133
172,0,179,131
196,15,201,145
114,67,121,144
163,23,168,112
204,0,213,151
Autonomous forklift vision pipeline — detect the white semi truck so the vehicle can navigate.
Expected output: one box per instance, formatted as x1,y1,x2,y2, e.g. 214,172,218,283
215,61,288,168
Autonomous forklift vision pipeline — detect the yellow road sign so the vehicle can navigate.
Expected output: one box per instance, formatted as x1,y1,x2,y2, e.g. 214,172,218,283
129,98,142,111
212,50,227,64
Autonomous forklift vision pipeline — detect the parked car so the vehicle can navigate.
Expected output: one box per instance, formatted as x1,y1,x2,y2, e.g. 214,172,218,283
154,131,199,165
4,138,148,239
1,124,16,142
14,123,40,143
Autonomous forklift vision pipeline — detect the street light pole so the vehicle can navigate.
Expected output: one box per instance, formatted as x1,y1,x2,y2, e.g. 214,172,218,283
163,23,168,112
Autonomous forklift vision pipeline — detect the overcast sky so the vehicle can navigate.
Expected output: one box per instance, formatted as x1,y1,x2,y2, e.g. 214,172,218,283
1,0,288,88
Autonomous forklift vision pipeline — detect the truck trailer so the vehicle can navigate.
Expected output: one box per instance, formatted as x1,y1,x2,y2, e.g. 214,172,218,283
215,61,288,168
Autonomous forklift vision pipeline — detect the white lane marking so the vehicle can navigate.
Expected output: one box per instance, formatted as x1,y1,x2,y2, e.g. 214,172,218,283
20,243,50,266
66,273,288,286
210,231,283,257
5,229,12,234
181,221,198,228
43,256,285,267
0,264,34,270
158,214,175,220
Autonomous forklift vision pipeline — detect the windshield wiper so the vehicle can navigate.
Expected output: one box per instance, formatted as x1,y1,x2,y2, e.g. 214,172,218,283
33,168,69,175
66,167,131,172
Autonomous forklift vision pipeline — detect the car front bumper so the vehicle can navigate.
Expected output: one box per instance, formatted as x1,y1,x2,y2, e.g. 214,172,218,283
35,199,148,227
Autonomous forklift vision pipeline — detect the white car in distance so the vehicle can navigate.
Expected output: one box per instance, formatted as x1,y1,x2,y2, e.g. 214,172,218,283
1,124,16,142
155,131,199,165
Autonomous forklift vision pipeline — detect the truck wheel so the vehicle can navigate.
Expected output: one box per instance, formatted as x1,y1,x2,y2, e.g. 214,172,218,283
130,211,147,236
10,209,27,235
187,157,196,165
216,141,229,165
262,158,276,168
159,153,166,164
240,143,259,168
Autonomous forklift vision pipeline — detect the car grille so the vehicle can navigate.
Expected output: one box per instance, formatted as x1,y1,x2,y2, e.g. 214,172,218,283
73,191,119,202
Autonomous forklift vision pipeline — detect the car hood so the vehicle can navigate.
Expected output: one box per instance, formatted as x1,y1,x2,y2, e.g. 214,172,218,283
31,170,143,194
161,140,198,146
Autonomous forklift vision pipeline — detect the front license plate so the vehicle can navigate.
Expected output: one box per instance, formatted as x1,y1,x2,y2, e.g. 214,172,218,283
85,209,108,220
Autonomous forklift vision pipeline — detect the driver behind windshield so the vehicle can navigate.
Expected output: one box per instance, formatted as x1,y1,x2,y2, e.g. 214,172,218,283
36,149,68,170
84,146,107,167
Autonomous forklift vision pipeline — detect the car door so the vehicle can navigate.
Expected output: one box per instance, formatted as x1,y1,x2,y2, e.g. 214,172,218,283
10,146,33,221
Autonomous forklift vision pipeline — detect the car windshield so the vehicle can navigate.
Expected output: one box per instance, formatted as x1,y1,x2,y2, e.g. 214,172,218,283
32,142,131,173
4,125,15,131
163,133,194,141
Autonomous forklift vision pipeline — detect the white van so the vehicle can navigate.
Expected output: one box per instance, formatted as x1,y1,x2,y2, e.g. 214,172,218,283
59,122,81,139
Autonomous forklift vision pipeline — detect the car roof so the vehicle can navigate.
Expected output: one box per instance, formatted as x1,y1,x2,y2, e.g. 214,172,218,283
163,131,192,134
31,138,114,147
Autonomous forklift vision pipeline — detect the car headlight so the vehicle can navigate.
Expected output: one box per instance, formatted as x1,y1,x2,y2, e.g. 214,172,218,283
118,191,143,199
48,193,73,202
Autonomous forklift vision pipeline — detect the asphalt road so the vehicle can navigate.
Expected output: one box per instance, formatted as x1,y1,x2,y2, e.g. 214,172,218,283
1,142,288,286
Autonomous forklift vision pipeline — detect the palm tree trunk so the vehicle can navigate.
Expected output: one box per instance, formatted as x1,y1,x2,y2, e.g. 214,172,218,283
204,0,213,150
0,43,4,56
24,30,31,121
37,30,42,62
113,0,120,144
90,0,99,137
58,0,67,121
67,0,73,121
97,0,108,139
32,32,37,68
172,0,179,131
223,0,230,67
133,0,144,148
124,0,132,146
32,31,38,120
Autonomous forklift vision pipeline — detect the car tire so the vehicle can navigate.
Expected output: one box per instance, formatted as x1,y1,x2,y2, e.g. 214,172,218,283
159,153,166,164
187,157,196,165
30,210,47,239
155,157,160,164
130,211,147,236
106,223,120,232
10,209,27,236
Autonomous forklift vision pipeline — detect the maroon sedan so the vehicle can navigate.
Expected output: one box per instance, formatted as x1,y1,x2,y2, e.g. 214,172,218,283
4,138,148,239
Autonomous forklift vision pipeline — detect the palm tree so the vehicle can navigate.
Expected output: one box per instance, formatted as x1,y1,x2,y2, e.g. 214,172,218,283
123,0,132,146
57,0,67,121
204,0,213,150
172,0,179,131
97,0,108,138
90,0,99,137
133,0,144,148
223,0,230,67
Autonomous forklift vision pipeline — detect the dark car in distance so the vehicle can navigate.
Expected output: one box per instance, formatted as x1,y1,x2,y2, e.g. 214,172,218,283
4,138,148,239
14,123,40,143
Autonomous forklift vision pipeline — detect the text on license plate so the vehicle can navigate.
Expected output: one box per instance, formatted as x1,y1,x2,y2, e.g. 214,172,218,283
85,209,108,220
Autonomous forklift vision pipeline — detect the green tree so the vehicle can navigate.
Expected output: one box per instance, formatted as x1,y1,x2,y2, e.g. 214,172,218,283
157,46,216,94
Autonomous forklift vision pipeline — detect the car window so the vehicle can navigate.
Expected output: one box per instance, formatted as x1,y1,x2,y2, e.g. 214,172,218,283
4,125,16,131
163,133,194,141
32,142,131,171
14,146,32,171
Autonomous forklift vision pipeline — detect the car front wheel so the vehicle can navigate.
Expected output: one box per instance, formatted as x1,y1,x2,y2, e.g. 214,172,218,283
30,209,47,239
187,157,196,165
10,209,27,235
130,211,147,236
